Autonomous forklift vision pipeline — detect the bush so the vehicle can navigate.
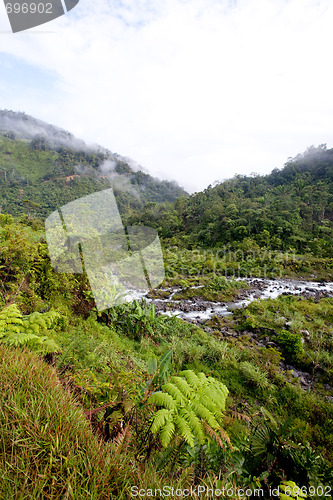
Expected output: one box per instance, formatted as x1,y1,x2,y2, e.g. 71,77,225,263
277,330,303,361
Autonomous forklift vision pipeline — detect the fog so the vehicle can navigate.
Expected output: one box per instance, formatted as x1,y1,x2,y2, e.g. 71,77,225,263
0,109,97,152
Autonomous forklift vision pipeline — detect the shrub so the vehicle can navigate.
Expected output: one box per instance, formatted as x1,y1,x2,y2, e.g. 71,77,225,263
277,330,303,361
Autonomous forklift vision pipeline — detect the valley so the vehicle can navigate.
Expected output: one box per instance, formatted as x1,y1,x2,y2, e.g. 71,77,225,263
0,112,333,499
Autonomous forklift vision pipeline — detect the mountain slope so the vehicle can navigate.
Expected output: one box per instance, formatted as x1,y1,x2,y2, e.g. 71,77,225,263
133,144,333,255
0,110,187,220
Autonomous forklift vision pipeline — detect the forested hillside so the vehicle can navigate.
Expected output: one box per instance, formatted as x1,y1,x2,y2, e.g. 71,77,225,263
0,110,187,220
133,145,333,256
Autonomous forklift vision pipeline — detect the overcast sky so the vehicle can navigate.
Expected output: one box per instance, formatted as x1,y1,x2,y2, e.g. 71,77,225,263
1,0,333,193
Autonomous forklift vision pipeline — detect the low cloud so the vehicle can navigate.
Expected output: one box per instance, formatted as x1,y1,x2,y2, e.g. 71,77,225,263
0,110,97,152
99,159,141,198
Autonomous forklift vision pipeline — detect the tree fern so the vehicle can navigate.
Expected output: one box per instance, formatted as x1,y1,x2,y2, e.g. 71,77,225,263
148,369,229,448
22,310,61,336
0,304,60,353
162,382,186,406
149,392,177,411
4,331,41,347
181,407,205,444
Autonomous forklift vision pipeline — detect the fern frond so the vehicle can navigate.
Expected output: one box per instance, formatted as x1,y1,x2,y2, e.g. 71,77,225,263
202,421,232,449
229,411,252,424
180,370,201,388
0,305,61,353
196,372,207,383
198,395,222,418
191,400,219,430
205,378,229,408
174,415,194,447
3,332,40,347
180,408,205,444
160,419,176,448
0,304,23,335
154,435,184,472
201,421,225,448
151,409,173,434
149,369,231,451
22,310,60,335
162,382,187,406
148,392,177,411
171,376,193,399
37,337,60,353
113,423,131,455
217,427,232,448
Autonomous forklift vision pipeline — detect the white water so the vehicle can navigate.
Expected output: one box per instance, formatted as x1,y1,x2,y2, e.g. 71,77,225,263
147,278,333,322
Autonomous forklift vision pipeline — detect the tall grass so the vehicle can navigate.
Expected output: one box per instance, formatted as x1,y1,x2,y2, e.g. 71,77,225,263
0,346,139,499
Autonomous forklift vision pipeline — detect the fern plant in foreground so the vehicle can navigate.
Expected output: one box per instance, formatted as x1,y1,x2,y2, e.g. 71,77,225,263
0,303,60,353
148,370,230,448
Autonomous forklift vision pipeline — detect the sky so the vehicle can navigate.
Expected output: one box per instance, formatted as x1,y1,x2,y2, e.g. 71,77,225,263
1,0,333,193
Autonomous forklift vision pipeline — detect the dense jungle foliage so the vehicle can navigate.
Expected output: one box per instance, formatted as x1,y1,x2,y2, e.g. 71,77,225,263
130,144,333,256
0,114,333,498
0,129,186,220
0,213,333,499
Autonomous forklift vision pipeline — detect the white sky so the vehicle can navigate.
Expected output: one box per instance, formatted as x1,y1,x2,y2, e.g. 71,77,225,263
1,0,333,193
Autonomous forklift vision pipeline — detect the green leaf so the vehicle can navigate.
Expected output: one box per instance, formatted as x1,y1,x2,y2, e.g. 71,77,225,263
147,356,158,375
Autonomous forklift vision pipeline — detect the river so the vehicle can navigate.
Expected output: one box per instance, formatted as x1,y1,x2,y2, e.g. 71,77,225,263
144,278,333,323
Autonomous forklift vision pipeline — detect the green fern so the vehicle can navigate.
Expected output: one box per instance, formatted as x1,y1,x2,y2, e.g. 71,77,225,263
0,304,23,338
4,331,41,347
0,304,60,353
148,369,229,448
22,310,60,335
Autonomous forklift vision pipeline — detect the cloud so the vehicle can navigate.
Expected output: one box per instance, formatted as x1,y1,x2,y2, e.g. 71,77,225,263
1,0,333,192
99,159,142,197
0,109,95,150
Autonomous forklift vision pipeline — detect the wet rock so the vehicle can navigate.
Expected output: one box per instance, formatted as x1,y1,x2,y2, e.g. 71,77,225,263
299,376,310,386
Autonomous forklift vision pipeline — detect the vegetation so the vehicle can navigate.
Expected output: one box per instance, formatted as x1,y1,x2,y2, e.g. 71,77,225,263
0,211,332,498
132,144,333,260
0,115,333,497
0,112,187,221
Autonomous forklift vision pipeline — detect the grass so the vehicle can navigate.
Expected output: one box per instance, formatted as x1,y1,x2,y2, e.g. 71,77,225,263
235,295,333,376
0,345,140,499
